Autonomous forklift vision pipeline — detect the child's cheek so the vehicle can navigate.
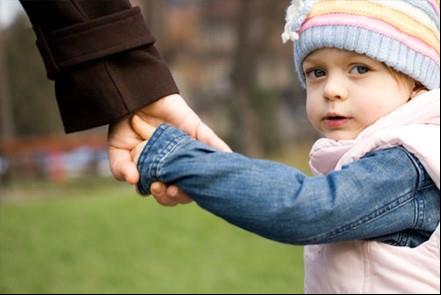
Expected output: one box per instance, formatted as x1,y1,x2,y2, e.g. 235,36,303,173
306,99,321,129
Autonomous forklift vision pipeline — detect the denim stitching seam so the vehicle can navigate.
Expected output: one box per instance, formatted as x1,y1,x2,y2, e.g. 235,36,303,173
302,190,416,243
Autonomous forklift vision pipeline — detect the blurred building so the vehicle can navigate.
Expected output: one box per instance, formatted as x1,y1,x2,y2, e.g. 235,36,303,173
0,134,110,184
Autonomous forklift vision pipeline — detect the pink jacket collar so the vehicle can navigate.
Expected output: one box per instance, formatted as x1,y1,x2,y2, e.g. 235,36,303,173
309,89,441,175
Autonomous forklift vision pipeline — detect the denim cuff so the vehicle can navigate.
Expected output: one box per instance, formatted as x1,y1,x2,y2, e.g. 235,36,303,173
136,124,189,196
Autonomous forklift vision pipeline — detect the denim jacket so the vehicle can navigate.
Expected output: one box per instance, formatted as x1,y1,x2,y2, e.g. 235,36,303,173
137,125,440,247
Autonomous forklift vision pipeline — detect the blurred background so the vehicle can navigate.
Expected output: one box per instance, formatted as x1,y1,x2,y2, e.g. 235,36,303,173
1,0,317,293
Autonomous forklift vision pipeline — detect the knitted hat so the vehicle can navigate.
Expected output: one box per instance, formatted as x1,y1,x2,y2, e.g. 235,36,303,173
282,0,441,90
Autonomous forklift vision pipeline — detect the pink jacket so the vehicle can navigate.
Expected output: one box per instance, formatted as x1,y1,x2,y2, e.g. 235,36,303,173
305,89,440,294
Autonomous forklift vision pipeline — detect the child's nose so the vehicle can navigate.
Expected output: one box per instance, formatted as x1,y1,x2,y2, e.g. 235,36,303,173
323,75,349,102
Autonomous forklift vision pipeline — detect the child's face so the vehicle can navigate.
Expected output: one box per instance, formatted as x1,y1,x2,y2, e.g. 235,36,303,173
303,48,415,141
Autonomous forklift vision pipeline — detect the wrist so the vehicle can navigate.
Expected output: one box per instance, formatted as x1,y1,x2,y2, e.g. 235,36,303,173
136,124,189,195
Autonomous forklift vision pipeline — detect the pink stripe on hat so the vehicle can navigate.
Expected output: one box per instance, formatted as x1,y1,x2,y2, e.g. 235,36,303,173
428,0,440,15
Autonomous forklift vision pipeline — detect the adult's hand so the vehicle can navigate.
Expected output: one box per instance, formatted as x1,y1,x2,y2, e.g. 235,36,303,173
108,114,142,185
108,94,231,206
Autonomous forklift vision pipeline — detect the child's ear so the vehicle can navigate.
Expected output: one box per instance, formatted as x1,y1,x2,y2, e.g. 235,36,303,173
410,82,426,100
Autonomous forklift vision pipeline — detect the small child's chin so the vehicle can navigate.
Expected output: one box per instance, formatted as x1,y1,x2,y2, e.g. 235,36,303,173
323,131,359,141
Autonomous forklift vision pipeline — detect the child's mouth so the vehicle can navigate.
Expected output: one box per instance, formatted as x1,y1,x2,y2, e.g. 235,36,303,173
323,115,351,128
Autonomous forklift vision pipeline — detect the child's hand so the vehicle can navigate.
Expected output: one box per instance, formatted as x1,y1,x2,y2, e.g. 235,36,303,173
130,115,193,206
130,114,157,165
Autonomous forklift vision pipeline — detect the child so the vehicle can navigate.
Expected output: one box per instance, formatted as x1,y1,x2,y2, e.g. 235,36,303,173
132,0,440,293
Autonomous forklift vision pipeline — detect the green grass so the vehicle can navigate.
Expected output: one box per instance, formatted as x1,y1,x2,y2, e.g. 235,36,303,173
0,179,304,294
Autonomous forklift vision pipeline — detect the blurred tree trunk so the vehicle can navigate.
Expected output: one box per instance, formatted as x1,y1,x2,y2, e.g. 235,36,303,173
5,16,62,137
229,0,277,157
229,0,261,156
0,29,15,140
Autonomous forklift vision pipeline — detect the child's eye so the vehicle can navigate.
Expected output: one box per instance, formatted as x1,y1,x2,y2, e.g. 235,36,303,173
350,65,370,75
306,68,327,79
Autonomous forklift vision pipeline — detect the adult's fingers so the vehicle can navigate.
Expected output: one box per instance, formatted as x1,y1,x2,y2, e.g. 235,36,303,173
108,147,140,185
131,141,148,166
131,115,157,140
196,122,232,152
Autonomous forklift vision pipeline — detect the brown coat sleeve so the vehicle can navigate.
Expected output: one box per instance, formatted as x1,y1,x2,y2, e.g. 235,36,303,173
19,0,179,133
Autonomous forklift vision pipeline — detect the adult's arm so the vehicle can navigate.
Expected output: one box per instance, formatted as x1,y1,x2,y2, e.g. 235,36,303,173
19,0,178,133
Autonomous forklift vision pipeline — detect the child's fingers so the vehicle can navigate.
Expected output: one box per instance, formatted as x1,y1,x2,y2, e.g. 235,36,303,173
151,182,166,196
150,182,178,207
150,183,193,206
166,186,193,204
131,115,156,140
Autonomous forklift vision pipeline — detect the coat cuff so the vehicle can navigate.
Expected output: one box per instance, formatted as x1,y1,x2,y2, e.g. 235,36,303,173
21,0,179,132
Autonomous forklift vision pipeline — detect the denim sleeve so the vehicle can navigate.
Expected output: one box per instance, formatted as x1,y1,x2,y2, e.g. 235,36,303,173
137,125,439,246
